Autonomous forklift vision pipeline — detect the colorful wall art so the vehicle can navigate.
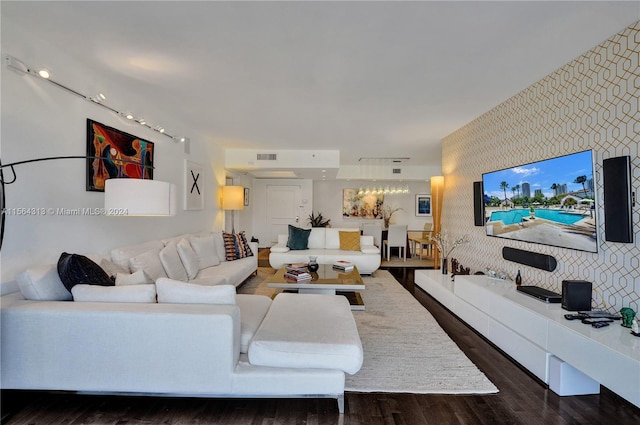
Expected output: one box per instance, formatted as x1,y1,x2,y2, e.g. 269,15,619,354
86,119,154,191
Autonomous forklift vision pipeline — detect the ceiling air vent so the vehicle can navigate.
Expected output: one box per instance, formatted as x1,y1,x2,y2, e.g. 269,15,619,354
392,168,402,174
257,153,277,161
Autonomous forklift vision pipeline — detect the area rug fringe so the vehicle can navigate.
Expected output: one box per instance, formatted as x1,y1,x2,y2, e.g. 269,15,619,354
239,268,498,394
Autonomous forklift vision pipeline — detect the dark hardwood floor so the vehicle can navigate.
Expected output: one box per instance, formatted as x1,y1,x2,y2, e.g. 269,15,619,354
2,267,639,425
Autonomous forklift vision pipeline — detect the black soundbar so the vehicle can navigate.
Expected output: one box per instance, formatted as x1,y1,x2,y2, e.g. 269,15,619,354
502,247,557,272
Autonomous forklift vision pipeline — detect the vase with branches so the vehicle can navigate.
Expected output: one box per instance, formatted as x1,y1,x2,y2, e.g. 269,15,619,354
430,232,468,274
381,205,402,228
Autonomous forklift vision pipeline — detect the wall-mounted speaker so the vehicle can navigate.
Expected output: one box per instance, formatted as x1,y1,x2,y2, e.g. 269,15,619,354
603,156,634,243
473,181,485,226
502,247,557,272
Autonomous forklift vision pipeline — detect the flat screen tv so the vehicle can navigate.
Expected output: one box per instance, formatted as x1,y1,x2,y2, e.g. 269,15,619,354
482,150,597,253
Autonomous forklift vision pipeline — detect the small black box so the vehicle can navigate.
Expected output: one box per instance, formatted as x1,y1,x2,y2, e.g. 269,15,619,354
561,280,592,311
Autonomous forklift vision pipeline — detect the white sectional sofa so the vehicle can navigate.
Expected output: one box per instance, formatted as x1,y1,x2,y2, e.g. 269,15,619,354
0,232,364,413
269,227,381,274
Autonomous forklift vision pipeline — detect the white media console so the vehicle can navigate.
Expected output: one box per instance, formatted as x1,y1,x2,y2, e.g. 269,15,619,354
415,270,640,408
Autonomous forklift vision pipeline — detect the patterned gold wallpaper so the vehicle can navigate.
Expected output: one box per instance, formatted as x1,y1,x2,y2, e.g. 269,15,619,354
441,21,639,312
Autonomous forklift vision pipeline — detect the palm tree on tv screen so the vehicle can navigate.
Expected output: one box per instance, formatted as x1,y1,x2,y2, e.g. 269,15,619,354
574,175,587,196
500,181,509,206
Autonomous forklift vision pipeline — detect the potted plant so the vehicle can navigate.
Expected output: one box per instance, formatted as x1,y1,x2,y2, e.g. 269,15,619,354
308,211,331,227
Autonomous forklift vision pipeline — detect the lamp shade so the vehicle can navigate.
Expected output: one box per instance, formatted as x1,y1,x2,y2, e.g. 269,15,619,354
222,186,245,211
104,179,177,216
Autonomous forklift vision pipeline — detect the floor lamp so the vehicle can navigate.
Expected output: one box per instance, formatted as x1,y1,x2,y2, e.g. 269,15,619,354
222,186,244,234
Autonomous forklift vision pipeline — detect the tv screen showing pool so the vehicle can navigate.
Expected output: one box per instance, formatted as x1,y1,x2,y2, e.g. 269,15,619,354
482,150,597,253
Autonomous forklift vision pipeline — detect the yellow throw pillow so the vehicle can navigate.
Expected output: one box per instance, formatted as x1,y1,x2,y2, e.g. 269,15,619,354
339,231,361,251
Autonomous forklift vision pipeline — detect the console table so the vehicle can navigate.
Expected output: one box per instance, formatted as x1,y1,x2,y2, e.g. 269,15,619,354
415,270,640,408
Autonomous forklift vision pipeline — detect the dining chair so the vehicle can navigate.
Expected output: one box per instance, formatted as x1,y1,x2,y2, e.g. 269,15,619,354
362,223,383,248
409,223,434,260
383,224,408,261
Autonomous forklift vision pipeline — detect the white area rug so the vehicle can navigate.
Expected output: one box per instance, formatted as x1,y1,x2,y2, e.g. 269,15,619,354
239,268,498,394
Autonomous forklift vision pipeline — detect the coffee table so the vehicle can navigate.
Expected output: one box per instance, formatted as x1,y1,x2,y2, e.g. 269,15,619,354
266,264,365,310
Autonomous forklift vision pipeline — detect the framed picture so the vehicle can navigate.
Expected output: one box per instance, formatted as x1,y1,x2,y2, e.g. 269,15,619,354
415,194,432,216
185,160,204,210
86,119,154,192
244,187,250,206
342,188,384,219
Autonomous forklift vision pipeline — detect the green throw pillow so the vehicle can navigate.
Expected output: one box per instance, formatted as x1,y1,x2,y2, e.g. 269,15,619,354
287,225,311,250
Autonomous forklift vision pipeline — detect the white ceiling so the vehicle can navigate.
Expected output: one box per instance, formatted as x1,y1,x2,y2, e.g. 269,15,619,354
2,1,638,179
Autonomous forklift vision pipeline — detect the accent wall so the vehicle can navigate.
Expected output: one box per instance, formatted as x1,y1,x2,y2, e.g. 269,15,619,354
441,22,639,312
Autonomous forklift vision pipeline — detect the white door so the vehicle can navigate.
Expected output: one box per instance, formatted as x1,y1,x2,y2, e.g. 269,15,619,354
267,185,303,244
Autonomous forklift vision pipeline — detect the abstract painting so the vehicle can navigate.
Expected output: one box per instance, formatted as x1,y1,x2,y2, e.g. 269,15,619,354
86,119,154,192
185,160,204,210
342,188,384,219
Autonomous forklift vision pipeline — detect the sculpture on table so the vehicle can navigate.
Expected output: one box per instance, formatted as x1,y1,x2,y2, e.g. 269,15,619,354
620,307,636,328
450,258,470,281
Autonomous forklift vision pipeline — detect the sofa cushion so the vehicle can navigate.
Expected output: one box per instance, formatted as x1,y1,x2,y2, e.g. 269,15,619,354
249,293,363,374
16,264,73,301
287,225,311,250
71,284,157,303
307,228,326,249
156,278,236,305
223,232,254,260
339,231,361,251
110,240,165,271
159,242,189,281
176,238,200,279
236,294,272,354
57,253,115,292
128,249,167,282
99,258,129,280
189,235,220,269
115,270,152,286
212,231,227,263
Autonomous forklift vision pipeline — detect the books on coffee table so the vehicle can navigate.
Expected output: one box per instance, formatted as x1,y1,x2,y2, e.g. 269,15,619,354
285,263,309,272
333,260,354,271
284,269,312,281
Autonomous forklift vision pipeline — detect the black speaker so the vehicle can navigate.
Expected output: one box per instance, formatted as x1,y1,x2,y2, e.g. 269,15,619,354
502,247,557,272
603,156,634,243
561,280,592,311
473,181,485,226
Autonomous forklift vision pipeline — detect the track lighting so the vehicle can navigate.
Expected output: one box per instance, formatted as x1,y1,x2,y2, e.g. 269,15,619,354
3,54,188,143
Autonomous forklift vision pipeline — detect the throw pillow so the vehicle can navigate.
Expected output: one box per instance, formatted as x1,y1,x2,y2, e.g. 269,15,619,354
128,248,167,282
176,238,200,279
99,258,129,281
156,278,236,305
339,231,361,251
222,231,254,261
71,284,157,303
287,225,311,250
189,235,220,269
159,241,189,281
57,253,115,292
16,264,73,301
211,231,227,263
115,270,152,286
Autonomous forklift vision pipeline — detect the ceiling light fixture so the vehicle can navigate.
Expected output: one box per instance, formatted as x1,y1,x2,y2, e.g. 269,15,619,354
3,54,187,143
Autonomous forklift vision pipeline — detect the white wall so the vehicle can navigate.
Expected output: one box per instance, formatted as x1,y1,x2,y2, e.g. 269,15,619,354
1,36,224,282
312,180,435,231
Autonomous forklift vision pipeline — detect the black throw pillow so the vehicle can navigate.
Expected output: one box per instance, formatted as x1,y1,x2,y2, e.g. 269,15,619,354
287,225,311,250
57,252,115,292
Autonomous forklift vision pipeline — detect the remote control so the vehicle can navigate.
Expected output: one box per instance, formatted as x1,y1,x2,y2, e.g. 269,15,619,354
592,322,610,328
582,317,614,323
564,313,588,320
